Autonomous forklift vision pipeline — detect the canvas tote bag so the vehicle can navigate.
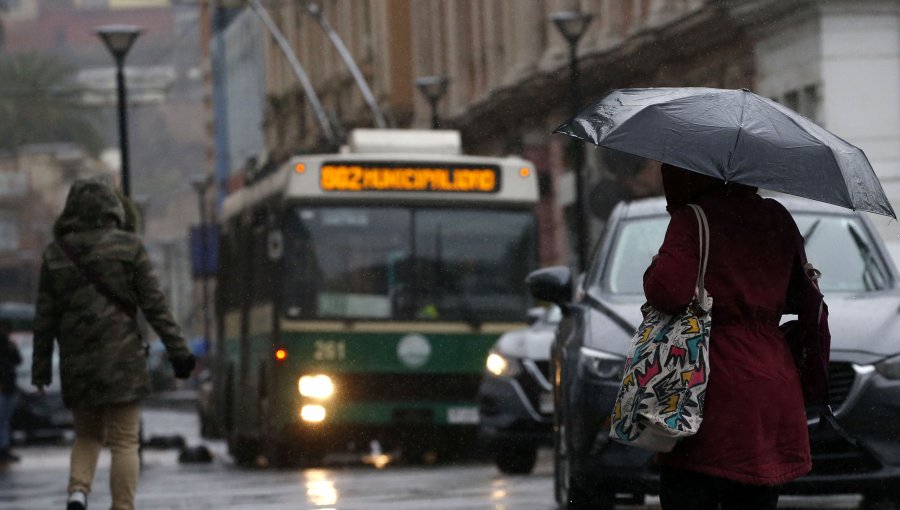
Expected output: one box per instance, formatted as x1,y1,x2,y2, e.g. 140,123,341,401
609,204,712,452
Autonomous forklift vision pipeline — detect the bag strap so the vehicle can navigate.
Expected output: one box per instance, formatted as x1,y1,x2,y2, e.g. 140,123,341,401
687,204,710,306
55,238,138,319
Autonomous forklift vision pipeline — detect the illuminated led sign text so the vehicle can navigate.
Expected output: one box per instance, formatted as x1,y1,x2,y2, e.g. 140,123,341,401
320,163,500,193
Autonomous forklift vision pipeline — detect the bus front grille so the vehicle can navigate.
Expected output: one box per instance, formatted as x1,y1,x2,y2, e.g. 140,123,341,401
828,362,855,408
333,373,483,402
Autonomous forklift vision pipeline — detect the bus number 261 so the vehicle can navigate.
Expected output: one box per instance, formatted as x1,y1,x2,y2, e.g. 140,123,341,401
313,340,347,361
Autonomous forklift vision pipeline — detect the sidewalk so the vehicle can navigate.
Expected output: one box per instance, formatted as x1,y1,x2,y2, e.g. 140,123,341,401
143,389,198,411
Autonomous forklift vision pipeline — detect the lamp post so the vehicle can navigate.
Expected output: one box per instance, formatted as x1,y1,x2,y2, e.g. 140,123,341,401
132,193,149,234
549,10,592,271
96,24,143,198
191,174,212,357
415,76,450,129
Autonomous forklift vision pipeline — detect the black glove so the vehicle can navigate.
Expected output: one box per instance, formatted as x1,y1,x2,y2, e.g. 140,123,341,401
171,354,196,379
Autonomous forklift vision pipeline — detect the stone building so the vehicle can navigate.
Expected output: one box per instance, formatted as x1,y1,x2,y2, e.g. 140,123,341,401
240,0,900,267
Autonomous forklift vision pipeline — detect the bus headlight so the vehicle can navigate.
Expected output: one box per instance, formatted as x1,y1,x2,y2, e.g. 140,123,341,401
298,374,335,400
300,404,326,423
486,352,521,377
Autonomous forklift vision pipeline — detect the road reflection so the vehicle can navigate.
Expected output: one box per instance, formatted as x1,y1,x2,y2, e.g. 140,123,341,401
491,478,509,510
304,469,338,507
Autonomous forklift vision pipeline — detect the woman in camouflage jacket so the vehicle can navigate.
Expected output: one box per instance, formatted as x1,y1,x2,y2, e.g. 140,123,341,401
32,177,195,510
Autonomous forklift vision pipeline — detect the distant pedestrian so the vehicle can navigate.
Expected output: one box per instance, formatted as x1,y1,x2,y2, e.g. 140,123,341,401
32,178,196,510
0,318,22,463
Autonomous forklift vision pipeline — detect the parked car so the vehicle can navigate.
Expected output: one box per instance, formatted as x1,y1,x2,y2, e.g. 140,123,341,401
527,195,900,510
477,305,561,474
2,302,73,442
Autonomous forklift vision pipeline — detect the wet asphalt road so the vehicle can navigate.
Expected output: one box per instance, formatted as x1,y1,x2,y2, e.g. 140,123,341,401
0,406,865,509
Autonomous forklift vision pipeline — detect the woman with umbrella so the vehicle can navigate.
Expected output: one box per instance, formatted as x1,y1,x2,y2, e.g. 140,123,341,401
556,87,895,509
643,162,811,508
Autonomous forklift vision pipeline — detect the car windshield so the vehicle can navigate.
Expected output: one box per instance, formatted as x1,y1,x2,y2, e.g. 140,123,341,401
282,206,536,322
596,211,890,295
600,216,670,295
794,214,890,292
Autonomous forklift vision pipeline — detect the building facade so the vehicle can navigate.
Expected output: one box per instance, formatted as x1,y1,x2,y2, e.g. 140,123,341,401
220,0,900,267
0,145,115,302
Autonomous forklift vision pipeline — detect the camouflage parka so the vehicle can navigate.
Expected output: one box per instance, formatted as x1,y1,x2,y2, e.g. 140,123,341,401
32,178,192,408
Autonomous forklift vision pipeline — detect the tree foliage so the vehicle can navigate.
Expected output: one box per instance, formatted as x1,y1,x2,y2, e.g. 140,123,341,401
0,53,104,155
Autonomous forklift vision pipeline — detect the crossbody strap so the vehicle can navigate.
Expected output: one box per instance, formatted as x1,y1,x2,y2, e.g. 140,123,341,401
687,204,710,307
55,238,138,319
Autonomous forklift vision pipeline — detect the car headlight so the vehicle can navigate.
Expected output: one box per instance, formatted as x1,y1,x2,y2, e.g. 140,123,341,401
580,346,625,380
298,374,335,399
875,354,900,379
486,352,521,377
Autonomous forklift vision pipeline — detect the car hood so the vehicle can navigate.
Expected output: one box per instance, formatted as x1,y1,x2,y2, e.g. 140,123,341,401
584,295,643,357
587,290,900,365
825,291,900,363
492,325,556,361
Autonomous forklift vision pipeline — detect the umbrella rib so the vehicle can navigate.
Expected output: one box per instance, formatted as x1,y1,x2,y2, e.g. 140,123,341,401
725,90,748,180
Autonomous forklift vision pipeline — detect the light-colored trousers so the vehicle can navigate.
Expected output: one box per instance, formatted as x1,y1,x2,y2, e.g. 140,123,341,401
69,402,141,510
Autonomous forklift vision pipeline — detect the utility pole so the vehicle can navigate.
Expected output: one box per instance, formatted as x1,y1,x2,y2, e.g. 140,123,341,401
306,1,388,129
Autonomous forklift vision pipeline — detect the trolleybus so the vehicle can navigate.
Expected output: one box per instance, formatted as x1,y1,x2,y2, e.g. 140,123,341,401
210,129,540,466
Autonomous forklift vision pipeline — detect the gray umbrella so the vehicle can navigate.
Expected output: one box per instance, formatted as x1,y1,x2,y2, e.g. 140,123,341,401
555,87,896,218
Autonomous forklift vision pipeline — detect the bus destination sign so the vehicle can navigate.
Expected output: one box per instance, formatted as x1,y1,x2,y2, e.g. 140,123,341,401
320,162,500,193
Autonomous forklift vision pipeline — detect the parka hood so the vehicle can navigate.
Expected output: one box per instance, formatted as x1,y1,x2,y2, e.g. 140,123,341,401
661,163,756,212
53,177,125,238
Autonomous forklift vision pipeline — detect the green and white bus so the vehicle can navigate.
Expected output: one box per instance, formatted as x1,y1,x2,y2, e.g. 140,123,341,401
211,129,539,465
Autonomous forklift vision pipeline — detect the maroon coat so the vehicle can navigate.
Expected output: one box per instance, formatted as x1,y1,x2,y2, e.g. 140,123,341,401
644,188,811,486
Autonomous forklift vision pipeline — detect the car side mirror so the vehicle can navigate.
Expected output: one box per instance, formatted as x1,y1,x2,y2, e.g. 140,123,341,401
525,307,545,325
526,266,573,309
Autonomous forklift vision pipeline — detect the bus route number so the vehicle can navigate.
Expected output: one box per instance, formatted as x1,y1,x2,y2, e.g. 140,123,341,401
313,340,347,361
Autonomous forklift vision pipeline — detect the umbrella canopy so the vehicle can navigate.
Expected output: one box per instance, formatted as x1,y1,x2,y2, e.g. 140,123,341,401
555,87,896,218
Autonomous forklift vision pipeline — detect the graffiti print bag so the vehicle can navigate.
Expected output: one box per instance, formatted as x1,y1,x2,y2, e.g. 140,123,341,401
609,204,712,452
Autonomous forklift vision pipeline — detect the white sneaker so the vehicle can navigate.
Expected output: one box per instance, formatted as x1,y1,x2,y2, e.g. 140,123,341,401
66,490,87,510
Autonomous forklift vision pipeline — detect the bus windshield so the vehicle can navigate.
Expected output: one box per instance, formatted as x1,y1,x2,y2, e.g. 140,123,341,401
282,207,536,323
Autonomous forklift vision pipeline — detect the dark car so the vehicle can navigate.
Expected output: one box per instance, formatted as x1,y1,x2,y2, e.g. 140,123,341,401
1,303,73,442
527,196,900,510
477,305,560,474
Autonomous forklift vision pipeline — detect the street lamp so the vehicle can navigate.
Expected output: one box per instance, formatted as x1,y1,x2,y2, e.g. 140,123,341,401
132,193,149,233
191,174,213,357
415,76,450,129
549,10,592,272
96,24,143,198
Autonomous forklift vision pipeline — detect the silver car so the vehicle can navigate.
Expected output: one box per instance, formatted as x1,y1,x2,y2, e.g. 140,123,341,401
477,306,561,474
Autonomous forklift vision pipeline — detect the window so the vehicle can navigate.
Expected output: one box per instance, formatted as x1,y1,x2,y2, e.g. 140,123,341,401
282,206,537,322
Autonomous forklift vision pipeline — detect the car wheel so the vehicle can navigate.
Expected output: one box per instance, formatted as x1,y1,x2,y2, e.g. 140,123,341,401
495,445,538,475
553,418,616,510
554,420,614,510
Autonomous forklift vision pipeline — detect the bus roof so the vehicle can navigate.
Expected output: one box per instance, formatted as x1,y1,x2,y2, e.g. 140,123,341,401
346,129,461,155
221,147,539,221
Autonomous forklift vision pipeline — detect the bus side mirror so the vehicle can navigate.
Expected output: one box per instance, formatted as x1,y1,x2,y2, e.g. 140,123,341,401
526,266,573,309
